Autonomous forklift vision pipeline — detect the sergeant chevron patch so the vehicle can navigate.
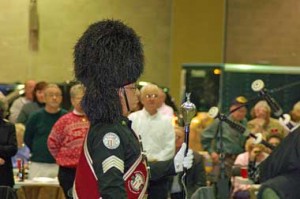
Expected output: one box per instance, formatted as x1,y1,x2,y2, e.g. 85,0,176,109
102,155,124,173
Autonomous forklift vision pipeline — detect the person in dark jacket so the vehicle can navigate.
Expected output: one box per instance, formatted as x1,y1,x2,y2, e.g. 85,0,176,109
256,125,300,199
248,123,300,199
0,94,18,187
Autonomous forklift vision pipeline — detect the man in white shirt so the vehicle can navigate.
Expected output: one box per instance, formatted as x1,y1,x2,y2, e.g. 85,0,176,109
9,80,36,123
128,83,175,199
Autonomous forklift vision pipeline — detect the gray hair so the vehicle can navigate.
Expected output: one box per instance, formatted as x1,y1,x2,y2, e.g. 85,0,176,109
140,84,159,98
70,84,85,98
254,100,271,113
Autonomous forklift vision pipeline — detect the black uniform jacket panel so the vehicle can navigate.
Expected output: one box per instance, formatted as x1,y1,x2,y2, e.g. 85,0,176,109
87,117,141,198
258,126,300,199
260,126,300,182
0,120,18,187
0,121,18,159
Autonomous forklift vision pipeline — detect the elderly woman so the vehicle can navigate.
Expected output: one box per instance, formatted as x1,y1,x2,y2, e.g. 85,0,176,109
0,94,18,187
247,100,286,140
231,138,268,199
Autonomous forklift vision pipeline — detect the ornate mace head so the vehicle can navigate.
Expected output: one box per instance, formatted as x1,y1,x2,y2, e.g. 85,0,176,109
180,93,196,125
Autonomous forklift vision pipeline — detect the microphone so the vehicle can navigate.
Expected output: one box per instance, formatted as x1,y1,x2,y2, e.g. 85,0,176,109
251,80,283,117
209,107,246,135
208,107,275,150
251,79,295,130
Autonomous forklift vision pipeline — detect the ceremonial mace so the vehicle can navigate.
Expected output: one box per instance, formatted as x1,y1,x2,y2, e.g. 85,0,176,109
180,93,196,199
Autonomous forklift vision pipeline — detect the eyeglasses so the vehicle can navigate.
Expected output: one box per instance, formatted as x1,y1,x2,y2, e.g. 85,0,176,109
124,85,139,92
145,94,158,99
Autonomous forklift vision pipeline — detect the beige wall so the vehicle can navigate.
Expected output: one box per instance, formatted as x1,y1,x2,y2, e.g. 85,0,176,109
225,0,300,66
170,0,225,104
0,0,172,85
0,0,224,105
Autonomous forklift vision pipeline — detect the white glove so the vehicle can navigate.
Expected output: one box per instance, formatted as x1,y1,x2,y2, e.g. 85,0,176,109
174,143,194,173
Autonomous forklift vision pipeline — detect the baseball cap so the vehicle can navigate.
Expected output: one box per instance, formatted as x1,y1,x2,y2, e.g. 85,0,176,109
231,96,248,106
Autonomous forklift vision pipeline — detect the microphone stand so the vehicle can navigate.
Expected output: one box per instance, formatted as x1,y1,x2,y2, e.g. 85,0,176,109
251,79,296,131
207,100,275,199
180,93,196,199
208,107,275,150
204,79,297,199
213,112,230,199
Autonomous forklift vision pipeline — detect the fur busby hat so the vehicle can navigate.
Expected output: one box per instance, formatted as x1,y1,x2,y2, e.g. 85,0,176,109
74,19,144,124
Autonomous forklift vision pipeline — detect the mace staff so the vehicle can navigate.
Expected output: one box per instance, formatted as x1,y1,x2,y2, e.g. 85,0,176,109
180,93,196,199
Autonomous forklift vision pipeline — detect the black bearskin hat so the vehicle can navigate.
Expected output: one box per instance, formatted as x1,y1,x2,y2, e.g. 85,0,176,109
74,19,144,124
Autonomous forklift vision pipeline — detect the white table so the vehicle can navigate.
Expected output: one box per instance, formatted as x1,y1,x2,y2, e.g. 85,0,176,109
14,178,65,199
235,176,254,185
14,177,59,189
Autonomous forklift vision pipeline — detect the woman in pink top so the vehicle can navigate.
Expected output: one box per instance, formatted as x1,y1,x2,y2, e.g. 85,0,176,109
231,138,268,199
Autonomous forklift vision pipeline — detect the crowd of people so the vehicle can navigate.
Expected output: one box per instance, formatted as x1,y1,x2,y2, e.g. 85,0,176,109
0,19,299,199
200,97,296,199
1,83,298,199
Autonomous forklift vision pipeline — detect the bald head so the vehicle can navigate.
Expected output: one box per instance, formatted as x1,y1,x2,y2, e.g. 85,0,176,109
140,84,159,98
140,84,160,115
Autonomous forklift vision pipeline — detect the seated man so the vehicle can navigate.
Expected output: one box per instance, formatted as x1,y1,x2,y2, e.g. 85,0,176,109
201,96,248,179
